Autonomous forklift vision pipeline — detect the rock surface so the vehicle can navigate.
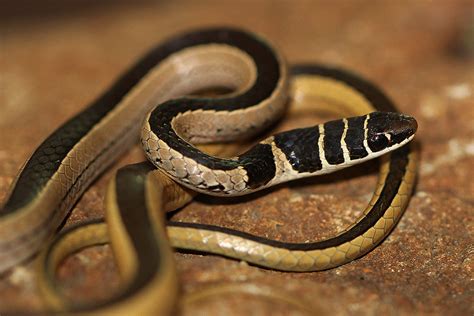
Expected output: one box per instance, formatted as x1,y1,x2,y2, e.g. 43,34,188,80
0,1,473,315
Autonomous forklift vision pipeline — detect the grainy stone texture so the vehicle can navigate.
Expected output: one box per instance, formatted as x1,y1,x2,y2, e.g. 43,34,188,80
0,0,473,315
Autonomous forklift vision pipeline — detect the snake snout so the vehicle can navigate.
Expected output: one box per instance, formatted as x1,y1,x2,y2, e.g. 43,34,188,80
400,114,418,136
367,112,417,152
387,113,418,141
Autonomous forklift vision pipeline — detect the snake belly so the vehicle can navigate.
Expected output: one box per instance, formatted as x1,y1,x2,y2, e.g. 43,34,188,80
0,27,418,314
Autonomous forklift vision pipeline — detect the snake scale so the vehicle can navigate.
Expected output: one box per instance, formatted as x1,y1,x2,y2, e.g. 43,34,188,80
0,28,418,314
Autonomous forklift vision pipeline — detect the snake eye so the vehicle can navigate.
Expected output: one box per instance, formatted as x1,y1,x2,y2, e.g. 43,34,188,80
369,133,390,152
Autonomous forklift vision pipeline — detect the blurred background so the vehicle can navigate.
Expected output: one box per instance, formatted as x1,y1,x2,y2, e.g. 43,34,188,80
1,1,473,315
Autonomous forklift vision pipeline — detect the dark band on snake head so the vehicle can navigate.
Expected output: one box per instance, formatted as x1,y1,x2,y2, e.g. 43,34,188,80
323,119,346,165
345,115,369,159
273,127,323,173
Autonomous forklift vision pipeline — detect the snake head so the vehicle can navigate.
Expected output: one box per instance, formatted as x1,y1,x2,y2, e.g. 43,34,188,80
366,111,418,152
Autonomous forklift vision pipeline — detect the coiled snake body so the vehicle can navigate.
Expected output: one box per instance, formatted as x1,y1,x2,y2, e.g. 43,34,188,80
0,28,418,314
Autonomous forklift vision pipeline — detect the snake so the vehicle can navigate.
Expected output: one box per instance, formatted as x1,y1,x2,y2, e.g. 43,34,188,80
0,28,418,314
